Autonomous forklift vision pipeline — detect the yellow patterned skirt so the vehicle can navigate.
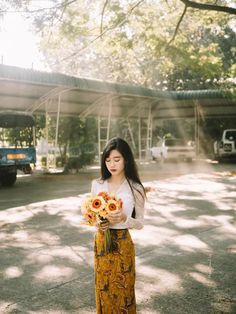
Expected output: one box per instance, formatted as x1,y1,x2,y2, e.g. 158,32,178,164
94,229,136,314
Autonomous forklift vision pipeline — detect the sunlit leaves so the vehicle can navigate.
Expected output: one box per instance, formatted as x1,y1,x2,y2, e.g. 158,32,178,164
2,0,235,91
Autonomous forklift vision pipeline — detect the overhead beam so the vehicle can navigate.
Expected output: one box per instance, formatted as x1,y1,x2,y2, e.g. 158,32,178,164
26,87,73,113
79,95,109,118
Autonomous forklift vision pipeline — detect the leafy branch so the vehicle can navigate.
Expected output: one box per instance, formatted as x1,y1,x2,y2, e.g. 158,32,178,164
166,0,236,48
179,0,236,15
56,0,146,64
100,0,109,35
0,0,77,14
166,5,188,47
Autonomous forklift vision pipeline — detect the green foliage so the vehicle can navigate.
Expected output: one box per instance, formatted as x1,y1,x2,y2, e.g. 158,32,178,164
64,151,95,172
46,116,97,169
0,114,44,148
41,156,47,167
3,0,235,158
3,1,236,85
34,115,45,141
41,155,67,168
154,119,195,141
1,126,34,147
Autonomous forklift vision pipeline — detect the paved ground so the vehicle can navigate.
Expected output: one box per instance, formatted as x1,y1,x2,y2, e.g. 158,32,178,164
0,161,236,313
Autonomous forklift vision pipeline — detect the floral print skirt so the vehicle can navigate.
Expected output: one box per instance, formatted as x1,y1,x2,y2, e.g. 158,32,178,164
94,229,136,314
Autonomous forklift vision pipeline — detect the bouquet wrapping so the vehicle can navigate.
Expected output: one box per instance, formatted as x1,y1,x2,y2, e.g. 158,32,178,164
81,191,123,254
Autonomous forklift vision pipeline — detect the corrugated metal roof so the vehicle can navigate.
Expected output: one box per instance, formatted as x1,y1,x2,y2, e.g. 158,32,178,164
166,90,228,100
0,64,235,119
0,64,232,100
0,64,165,98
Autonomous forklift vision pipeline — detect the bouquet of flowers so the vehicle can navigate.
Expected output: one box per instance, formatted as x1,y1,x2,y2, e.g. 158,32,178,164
81,191,123,254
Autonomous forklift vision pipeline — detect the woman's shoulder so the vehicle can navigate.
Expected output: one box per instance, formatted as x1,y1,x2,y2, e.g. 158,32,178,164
129,179,143,191
92,178,106,187
129,180,145,198
91,178,106,195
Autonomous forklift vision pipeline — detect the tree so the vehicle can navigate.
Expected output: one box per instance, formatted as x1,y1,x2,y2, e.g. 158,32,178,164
2,2,235,91
179,0,236,15
25,1,233,90
2,1,235,157
46,115,97,170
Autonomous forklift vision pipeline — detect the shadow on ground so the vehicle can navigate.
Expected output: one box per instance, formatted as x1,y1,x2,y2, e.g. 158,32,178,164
0,171,235,313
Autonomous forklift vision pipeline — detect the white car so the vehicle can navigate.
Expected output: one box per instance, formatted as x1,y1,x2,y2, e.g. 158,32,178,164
214,129,236,161
151,138,195,162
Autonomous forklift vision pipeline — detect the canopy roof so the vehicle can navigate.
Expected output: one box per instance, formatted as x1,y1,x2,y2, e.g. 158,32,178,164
0,64,235,120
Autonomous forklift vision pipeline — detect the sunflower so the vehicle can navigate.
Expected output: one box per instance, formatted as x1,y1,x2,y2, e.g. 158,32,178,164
91,196,106,213
81,196,93,214
106,199,120,213
83,211,96,225
97,191,110,201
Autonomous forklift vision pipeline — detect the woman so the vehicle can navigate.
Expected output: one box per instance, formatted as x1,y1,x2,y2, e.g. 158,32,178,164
91,137,145,314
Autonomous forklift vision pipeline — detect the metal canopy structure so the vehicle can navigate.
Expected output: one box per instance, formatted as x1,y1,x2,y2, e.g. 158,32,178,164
0,64,235,161
0,64,235,118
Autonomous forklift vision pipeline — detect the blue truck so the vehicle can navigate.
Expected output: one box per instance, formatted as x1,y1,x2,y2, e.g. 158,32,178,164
0,111,36,186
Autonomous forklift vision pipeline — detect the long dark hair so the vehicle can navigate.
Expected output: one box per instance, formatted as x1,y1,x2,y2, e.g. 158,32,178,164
101,137,145,216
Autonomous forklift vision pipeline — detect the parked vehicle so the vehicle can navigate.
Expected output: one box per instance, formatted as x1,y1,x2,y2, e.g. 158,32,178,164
0,111,36,186
151,138,195,162
214,129,236,161
150,138,167,162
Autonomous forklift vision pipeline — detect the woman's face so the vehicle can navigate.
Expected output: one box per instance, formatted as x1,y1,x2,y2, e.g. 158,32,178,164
105,149,125,177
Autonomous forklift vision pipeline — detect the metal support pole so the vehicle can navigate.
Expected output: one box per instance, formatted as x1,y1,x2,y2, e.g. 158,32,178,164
127,118,136,150
55,93,61,149
194,101,199,157
98,116,101,161
97,97,113,160
106,98,112,142
33,126,36,147
45,105,49,170
50,94,61,168
146,103,153,159
138,117,142,162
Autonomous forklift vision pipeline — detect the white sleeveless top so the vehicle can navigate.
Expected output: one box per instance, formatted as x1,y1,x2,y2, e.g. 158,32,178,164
91,179,145,230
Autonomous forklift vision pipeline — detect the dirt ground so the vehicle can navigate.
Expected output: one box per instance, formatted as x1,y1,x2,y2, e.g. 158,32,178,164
0,160,235,313
0,159,234,210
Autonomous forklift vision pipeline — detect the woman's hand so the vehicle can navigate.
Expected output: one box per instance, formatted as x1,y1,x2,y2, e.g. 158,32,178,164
108,210,127,224
97,219,110,232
